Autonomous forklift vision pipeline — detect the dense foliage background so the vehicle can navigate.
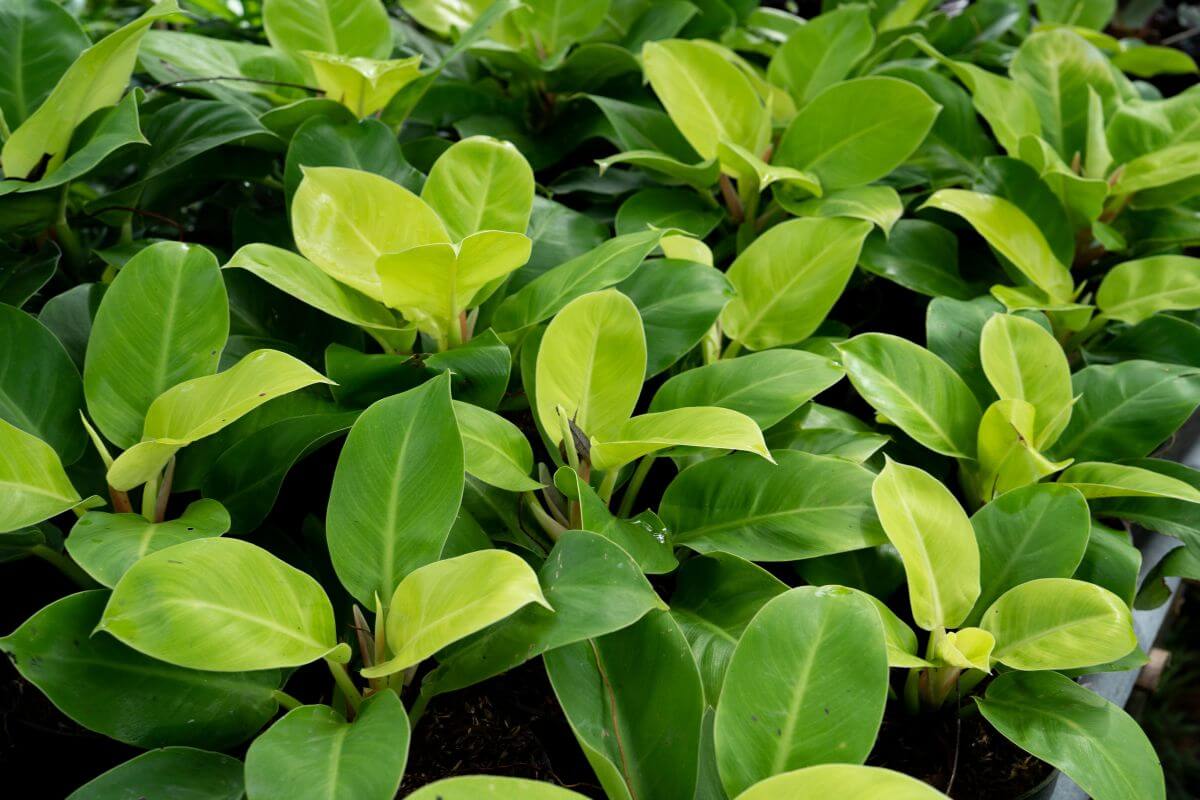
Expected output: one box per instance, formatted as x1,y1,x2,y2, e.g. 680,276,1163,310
1,0,1199,798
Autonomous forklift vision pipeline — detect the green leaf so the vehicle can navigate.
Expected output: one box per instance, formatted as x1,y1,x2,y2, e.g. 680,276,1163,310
721,217,872,351
99,537,348,672
714,586,888,797
663,450,886,561
292,166,449,301
871,458,980,630
1074,521,1141,606
244,690,410,800
977,671,1165,800
641,39,769,165
596,149,720,190
225,244,410,336
283,115,419,202
421,135,534,242
327,374,464,606
1112,44,1198,78
973,398,1070,501
1113,141,1200,196
406,777,589,799
66,499,229,588
767,4,874,104
922,189,1074,303
492,229,668,333
535,289,645,444
591,407,770,472
774,77,941,191
781,186,903,236
304,53,423,119
717,140,822,197
0,0,177,180
84,242,229,450
1089,459,1200,560
1058,461,1200,502
1050,361,1200,461
0,591,280,749
860,220,973,300
966,484,1091,627
735,765,950,800
453,400,540,492
979,313,1074,448
1096,255,1200,325
263,0,392,58
838,333,983,459
0,0,88,129
981,577,1136,670
0,303,85,463
0,418,82,533
651,350,843,430
398,0,494,36
421,530,664,699
107,350,332,491
138,31,307,109
1036,0,1115,29
363,549,549,678
546,611,705,800
0,241,57,308
670,553,787,702
65,747,244,800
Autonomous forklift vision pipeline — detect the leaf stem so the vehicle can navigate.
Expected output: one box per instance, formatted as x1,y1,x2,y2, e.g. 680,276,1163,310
141,473,159,522
325,657,363,715
617,456,655,518
272,690,304,711
722,339,743,359
522,492,567,541
31,545,98,589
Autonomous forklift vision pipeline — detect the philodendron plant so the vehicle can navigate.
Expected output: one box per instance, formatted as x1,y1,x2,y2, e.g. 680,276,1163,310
4,0,1200,798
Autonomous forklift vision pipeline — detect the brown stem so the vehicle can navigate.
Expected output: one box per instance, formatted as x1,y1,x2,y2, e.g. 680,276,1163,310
718,174,744,224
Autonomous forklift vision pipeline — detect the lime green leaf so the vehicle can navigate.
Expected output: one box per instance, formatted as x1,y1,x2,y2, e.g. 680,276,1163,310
535,289,645,444
922,189,1074,303
453,400,540,492
932,626,994,671
735,765,950,800
781,186,903,236
292,166,449,301
980,313,1074,448
978,671,1165,800
767,5,874,104
721,217,872,351
303,53,422,119
327,374,464,607
774,77,941,191
590,406,770,471
1096,255,1200,325
717,140,822,197
1036,0,1115,29
406,777,589,799
66,499,230,587
838,333,983,459
99,537,348,671
0,0,178,180
362,549,549,678
84,242,228,449
421,135,535,242
1058,461,1200,502
871,458,980,630
714,587,888,797
1113,141,1200,196
398,0,494,37
263,0,392,58
107,350,332,491
982,578,1135,670
973,399,1071,502
0,418,82,533
244,690,410,800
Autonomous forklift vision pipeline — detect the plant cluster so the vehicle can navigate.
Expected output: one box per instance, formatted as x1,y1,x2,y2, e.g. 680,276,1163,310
1,0,1199,798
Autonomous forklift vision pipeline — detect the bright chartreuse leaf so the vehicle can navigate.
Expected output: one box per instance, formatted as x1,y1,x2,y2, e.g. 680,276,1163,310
1058,461,1200,502
362,549,549,678
327,374,464,607
714,587,888,797
932,626,994,671
1096,255,1200,325
782,186,904,236
721,217,872,351
106,350,332,490
0,590,280,749
838,333,983,459
871,458,980,630
66,499,231,588
922,189,1074,303
981,577,1136,670
406,777,589,799
291,166,449,301
244,690,410,800
0,418,83,533
0,0,178,181
262,0,392,58
535,289,645,445
663,450,885,561
589,407,770,472
774,77,941,191
641,39,770,166
452,400,540,492
99,537,350,671
420,135,535,242
83,242,229,450
1037,0,1115,29
973,398,1070,501
979,313,1074,448
767,4,874,104
977,671,1165,800
303,52,422,119
735,765,950,800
